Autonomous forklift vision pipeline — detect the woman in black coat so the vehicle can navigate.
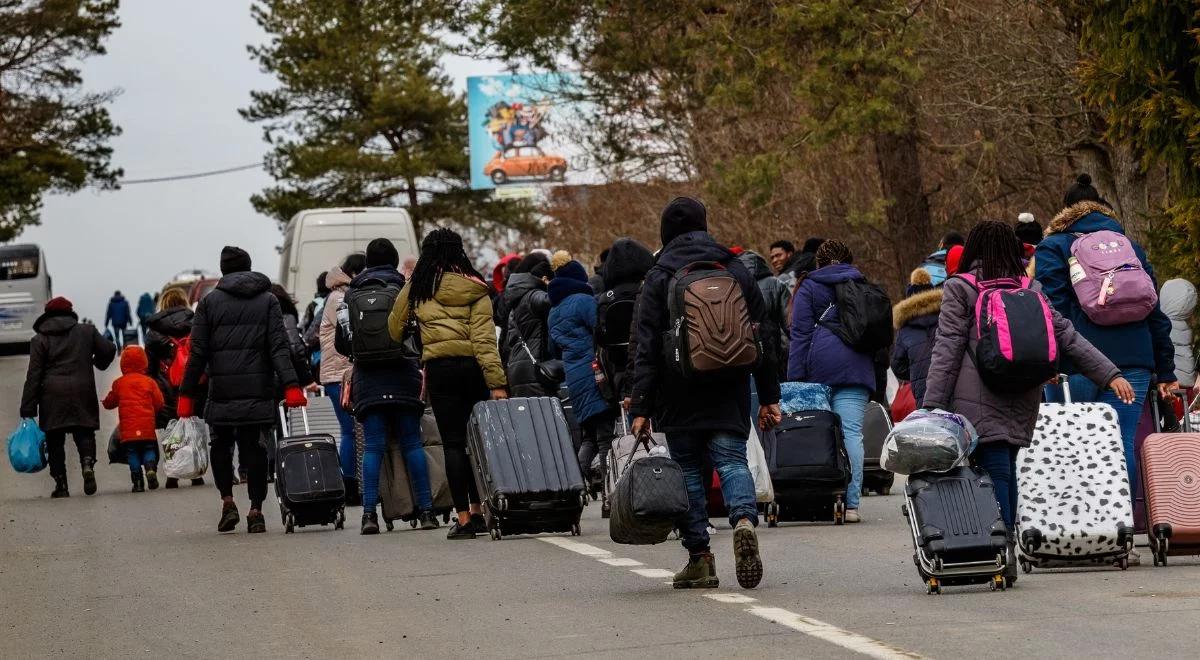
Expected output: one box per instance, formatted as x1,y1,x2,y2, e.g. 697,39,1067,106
144,287,207,488
20,297,116,498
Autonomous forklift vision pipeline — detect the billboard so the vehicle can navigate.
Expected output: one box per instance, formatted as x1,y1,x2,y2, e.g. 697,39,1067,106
467,73,588,192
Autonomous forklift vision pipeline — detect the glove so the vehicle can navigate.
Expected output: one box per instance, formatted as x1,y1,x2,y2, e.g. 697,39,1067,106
177,396,194,418
284,386,308,409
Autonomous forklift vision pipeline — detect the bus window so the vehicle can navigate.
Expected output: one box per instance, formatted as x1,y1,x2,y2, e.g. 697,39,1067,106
0,246,40,280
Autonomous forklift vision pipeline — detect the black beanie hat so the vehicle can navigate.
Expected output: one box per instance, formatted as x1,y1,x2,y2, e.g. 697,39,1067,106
366,238,400,268
1063,173,1104,207
220,245,252,275
660,196,708,246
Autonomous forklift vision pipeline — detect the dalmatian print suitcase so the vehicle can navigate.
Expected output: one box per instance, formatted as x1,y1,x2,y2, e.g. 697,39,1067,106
1016,392,1135,571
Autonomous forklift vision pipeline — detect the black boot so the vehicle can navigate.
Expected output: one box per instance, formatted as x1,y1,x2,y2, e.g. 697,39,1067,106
50,475,69,499
131,472,145,493
165,478,180,489
344,478,362,507
145,464,159,491
361,511,380,535
1004,531,1018,587
418,510,440,530
81,458,97,496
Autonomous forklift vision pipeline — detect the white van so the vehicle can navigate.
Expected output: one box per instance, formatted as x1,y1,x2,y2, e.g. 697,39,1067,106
278,207,418,305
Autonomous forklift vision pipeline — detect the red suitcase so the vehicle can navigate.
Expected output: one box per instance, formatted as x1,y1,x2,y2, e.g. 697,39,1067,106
1140,391,1200,566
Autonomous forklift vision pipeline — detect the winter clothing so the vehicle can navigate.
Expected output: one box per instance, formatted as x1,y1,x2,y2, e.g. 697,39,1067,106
1063,172,1105,207
219,245,252,275
210,424,270,509
1159,279,1197,387
425,356,487,511
1015,214,1043,246
136,293,155,323
602,239,655,290
550,250,573,273
318,267,353,384
905,266,935,298
491,253,520,295
787,263,877,391
891,287,942,405
946,246,964,277
659,197,708,246
738,251,790,379
499,272,553,396
102,347,165,442
548,261,592,306
597,238,655,401
144,305,197,427
21,309,116,432
777,248,818,296
46,296,73,313
1034,201,1175,382
389,273,505,390
276,294,314,389
548,264,607,424
346,266,423,418
105,293,132,328
179,271,299,425
923,269,1121,447
366,239,400,269
629,231,780,437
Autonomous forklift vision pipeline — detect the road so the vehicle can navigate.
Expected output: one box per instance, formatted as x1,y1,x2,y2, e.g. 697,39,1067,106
3,353,1200,659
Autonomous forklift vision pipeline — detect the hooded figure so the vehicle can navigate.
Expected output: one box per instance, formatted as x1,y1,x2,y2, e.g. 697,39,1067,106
136,293,156,324
144,303,199,428
1159,278,1197,387
738,250,790,379
498,253,554,395
891,269,943,405
548,260,607,424
102,346,165,444
595,238,654,403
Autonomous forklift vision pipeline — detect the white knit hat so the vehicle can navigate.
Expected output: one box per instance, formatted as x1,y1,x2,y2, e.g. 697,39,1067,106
1017,212,1036,224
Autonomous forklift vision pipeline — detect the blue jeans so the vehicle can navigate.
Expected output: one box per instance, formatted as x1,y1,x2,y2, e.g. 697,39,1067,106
972,442,1019,529
1057,368,1151,506
666,430,758,554
125,440,157,474
360,409,430,513
830,386,869,510
323,383,359,480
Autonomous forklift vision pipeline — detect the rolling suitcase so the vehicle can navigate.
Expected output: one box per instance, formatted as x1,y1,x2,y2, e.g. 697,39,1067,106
861,401,895,496
379,407,454,531
903,466,1009,594
275,406,346,533
761,410,850,526
286,391,363,482
123,327,139,346
1017,377,1134,571
467,397,587,540
1141,390,1200,566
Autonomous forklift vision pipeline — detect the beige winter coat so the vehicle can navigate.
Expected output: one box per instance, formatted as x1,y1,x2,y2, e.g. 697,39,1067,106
318,267,353,384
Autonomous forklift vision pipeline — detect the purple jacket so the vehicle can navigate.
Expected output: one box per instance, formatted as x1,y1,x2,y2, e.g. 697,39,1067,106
787,264,876,390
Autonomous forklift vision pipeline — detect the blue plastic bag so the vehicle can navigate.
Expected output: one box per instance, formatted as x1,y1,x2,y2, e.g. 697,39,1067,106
779,382,833,413
8,418,47,473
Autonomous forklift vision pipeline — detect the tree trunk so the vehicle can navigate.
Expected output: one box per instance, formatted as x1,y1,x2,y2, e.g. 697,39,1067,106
874,126,933,287
405,177,421,235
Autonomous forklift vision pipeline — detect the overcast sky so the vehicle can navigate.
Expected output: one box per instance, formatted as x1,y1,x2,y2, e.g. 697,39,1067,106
24,0,502,324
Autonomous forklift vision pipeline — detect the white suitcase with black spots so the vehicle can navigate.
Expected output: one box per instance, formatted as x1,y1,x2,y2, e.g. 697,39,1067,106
1016,377,1135,572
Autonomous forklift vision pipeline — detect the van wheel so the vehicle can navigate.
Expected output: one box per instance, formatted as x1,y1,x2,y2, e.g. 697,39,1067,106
491,170,508,185
549,166,566,182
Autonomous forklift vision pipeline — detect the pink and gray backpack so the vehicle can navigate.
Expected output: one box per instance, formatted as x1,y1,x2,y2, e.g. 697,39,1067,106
1069,230,1157,325
958,274,1058,394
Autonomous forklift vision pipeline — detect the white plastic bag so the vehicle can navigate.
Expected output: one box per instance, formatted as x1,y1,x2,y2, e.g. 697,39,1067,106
747,426,774,503
159,417,210,480
880,409,977,475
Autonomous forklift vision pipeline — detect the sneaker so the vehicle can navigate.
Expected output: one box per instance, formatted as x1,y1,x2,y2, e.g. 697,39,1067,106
468,513,488,534
217,501,240,533
845,509,861,523
247,510,266,534
165,478,179,489
361,512,380,535
446,519,476,540
419,511,441,530
145,469,159,491
673,552,719,589
733,519,763,589
81,460,97,496
50,476,70,499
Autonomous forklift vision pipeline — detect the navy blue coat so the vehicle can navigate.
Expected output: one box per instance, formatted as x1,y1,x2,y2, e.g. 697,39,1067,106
1035,201,1175,382
106,294,132,328
347,266,423,418
787,263,876,390
549,289,609,425
889,288,942,405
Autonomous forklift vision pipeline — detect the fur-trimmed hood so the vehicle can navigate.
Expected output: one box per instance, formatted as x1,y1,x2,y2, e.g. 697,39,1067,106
1048,201,1117,234
893,288,942,330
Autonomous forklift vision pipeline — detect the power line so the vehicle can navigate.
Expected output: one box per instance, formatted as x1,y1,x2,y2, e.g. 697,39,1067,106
117,162,263,185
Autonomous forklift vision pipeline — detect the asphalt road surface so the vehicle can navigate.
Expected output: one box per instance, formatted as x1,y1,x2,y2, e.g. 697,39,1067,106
3,353,1200,659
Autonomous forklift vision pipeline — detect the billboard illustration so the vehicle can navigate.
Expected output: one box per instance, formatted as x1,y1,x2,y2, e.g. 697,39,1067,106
467,73,589,191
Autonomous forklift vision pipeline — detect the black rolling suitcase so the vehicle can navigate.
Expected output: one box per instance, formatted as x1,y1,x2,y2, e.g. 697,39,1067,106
468,397,587,540
861,401,896,496
275,407,346,533
762,410,851,526
903,466,1008,594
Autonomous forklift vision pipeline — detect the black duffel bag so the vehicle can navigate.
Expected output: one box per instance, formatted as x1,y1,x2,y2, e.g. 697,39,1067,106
609,447,689,545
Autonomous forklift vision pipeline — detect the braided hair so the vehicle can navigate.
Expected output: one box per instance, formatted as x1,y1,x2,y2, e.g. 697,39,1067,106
957,220,1026,281
815,239,853,268
407,228,484,306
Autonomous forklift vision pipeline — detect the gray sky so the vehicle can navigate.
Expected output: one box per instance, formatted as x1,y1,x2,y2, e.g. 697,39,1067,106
25,0,502,324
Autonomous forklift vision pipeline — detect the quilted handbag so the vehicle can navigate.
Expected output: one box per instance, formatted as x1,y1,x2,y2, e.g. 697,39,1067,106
609,452,689,545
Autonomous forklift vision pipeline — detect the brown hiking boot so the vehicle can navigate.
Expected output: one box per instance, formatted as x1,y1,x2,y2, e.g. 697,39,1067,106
733,519,763,589
673,552,719,589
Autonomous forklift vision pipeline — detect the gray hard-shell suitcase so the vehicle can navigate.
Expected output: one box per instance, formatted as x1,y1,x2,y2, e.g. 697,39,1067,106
467,397,587,540
287,392,363,482
379,407,454,530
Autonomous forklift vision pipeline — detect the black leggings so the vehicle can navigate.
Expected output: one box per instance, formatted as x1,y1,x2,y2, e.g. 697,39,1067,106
426,357,490,512
45,428,96,478
211,424,269,510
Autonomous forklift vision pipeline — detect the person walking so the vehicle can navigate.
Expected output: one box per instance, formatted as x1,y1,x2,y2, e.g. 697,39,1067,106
144,288,205,488
102,346,165,492
630,197,781,590
787,240,880,523
772,237,824,295
388,228,507,540
923,220,1133,585
343,239,436,535
136,292,155,343
20,297,117,498
318,254,366,504
1160,279,1197,389
105,290,132,349
738,249,790,381
499,253,556,397
595,238,655,410
891,267,941,407
178,246,305,534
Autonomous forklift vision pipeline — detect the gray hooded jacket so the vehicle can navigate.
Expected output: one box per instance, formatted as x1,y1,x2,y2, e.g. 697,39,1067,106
1159,279,1197,387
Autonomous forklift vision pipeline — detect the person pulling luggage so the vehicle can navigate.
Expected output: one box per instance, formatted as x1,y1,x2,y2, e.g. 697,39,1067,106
629,197,782,590
318,254,366,504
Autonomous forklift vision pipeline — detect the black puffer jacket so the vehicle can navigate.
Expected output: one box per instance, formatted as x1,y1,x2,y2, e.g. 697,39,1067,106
738,250,789,380
347,266,423,418
501,272,554,396
145,305,201,427
597,238,654,401
180,272,298,425
277,295,315,389
20,311,116,431
629,231,781,437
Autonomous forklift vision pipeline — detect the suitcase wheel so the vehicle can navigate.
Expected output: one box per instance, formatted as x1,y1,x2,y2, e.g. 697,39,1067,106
925,577,941,595
571,523,581,537
489,527,502,541
878,486,891,496
766,502,779,528
285,513,295,534
989,575,1006,592
1021,560,1032,574
833,497,846,526
334,509,345,530
1116,555,1129,571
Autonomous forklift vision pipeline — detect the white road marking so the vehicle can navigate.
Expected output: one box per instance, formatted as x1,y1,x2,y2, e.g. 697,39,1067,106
704,593,758,604
539,537,613,558
745,607,926,660
597,557,643,567
630,568,674,579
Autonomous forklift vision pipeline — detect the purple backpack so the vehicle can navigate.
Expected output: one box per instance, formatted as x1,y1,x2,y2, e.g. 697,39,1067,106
959,274,1058,394
1069,230,1157,325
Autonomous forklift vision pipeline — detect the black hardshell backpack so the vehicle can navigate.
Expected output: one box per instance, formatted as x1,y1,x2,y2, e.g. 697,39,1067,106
594,283,638,395
345,279,405,362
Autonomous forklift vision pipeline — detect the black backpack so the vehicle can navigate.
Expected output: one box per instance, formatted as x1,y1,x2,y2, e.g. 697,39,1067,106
820,279,893,353
594,285,638,400
345,279,405,362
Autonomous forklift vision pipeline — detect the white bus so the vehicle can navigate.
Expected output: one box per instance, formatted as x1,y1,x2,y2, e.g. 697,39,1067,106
0,244,51,346
278,207,418,305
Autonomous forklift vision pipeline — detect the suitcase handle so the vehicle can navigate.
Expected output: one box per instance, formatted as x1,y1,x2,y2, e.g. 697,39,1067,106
1058,373,1072,404
278,404,311,438
1170,388,1197,433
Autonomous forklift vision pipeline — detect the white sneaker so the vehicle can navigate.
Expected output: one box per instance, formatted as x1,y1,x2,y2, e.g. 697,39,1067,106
845,509,862,523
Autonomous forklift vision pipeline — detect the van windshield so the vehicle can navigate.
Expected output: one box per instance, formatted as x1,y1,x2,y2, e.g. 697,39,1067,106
0,246,40,280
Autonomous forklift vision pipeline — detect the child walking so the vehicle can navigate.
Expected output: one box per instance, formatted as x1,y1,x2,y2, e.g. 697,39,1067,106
103,346,165,492
922,220,1134,586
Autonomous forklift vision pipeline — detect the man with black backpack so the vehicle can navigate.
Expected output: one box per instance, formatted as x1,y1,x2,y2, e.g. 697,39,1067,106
630,197,782,590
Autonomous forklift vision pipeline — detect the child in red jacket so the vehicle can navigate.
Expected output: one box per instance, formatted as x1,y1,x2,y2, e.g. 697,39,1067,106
103,346,165,492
